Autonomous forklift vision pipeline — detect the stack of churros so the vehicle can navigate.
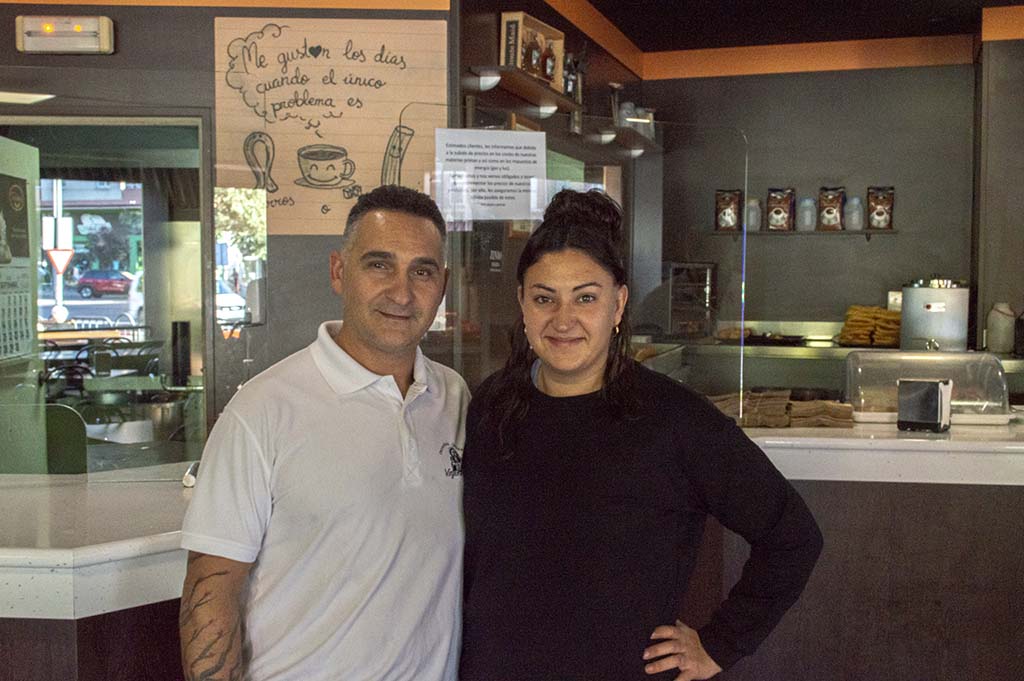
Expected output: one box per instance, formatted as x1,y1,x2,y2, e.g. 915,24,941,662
837,305,901,347
871,308,901,347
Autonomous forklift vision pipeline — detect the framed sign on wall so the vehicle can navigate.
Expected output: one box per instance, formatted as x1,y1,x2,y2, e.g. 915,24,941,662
215,17,448,236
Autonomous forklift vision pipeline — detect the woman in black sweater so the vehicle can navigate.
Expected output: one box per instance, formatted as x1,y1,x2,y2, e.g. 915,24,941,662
460,189,823,681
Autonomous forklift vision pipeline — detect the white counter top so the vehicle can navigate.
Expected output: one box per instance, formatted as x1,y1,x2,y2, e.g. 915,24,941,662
661,342,1024,372
0,462,193,620
3,425,1024,620
747,422,1024,486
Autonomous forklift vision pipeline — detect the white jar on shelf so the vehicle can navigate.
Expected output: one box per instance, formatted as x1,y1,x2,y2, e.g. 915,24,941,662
796,198,816,231
845,196,865,231
986,302,1016,353
744,198,761,231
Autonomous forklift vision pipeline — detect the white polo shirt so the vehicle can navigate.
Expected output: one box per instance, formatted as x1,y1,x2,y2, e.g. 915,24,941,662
181,321,469,681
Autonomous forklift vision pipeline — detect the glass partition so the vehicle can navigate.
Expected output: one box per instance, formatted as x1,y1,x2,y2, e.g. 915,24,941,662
698,109,970,413
0,116,207,475
0,68,755,476
0,38,1015,492
392,102,749,400
0,134,45,473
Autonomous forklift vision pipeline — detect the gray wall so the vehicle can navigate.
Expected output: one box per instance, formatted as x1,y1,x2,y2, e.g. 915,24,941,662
642,65,976,322
627,151,664,306
977,40,1024,335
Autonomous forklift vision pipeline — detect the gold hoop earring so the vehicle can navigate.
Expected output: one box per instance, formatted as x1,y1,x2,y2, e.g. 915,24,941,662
614,324,620,335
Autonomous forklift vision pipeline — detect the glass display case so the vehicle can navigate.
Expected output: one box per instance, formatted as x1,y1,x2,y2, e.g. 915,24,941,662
664,261,716,340
845,350,1012,424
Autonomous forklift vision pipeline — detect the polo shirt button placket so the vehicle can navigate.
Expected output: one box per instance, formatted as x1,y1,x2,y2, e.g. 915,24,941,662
400,400,422,487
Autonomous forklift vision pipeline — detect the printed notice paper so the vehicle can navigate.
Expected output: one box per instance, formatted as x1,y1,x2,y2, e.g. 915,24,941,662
435,128,547,222
0,173,32,361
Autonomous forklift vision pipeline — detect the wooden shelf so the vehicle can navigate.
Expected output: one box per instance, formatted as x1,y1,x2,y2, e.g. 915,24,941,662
469,66,579,114
710,229,898,242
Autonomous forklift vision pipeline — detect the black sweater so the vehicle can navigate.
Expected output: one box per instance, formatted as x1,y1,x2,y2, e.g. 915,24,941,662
460,364,823,680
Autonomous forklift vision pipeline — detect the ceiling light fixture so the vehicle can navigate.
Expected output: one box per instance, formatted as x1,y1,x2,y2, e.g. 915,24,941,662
16,15,114,54
462,73,501,92
587,129,617,144
534,104,558,119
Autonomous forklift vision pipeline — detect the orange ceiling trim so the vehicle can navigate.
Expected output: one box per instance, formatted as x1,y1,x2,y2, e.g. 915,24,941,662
0,0,449,8
642,34,975,80
542,0,643,77
982,6,1024,41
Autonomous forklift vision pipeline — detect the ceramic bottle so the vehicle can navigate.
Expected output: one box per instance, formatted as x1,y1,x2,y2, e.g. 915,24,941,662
986,302,1015,353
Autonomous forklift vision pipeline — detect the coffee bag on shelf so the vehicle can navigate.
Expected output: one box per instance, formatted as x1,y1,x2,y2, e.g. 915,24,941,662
714,189,742,231
817,186,846,231
765,188,795,231
867,186,895,230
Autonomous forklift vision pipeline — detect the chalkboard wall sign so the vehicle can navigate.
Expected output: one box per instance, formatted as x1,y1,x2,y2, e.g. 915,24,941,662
215,17,448,235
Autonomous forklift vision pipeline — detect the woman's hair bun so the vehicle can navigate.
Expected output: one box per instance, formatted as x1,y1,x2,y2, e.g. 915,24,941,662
542,189,623,246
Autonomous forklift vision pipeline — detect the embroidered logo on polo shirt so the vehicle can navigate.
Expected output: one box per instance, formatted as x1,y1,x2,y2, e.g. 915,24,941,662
439,443,463,478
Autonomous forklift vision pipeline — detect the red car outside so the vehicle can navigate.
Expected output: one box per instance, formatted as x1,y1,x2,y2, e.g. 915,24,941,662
76,270,133,298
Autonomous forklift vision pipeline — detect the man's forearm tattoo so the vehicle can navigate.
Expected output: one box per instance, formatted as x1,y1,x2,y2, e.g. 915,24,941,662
184,616,243,681
179,568,228,629
180,555,246,681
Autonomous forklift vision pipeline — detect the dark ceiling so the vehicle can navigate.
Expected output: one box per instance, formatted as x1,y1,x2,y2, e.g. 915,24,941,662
586,1,1019,52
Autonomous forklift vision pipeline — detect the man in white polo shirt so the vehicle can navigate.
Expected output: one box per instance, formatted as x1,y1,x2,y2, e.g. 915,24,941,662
179,185,468,681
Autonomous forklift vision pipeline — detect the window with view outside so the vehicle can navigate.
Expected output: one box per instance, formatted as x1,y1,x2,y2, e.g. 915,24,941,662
214,187,267,331
37,179,144,327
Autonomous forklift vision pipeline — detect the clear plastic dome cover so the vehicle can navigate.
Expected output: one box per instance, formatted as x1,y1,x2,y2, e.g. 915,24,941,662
845,351,1011,424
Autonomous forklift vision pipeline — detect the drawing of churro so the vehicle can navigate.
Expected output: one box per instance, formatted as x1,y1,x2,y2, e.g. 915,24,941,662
381,124,415,186
243,131,279,193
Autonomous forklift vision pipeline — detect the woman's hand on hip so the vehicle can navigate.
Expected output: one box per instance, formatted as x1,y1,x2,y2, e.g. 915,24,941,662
642,620,722,680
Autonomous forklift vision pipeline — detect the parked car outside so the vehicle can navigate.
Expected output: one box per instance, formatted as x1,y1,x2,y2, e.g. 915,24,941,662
216,280,247,324
76,269,133,298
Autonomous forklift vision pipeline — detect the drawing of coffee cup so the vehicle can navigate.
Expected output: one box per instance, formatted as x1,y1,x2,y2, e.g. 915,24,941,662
296,144,356,187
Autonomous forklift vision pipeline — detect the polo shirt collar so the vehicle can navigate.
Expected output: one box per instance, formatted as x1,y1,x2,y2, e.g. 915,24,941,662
311,321,435,396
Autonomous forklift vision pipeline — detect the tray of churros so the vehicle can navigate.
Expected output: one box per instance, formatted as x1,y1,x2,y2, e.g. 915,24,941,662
836,305,901,347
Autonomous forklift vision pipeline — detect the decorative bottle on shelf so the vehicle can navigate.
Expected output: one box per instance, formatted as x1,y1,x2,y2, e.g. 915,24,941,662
986,302,1016,353
542,41,556,82
570,70,584,135
563,52,576,95
845,196,865,231
526,32,543,75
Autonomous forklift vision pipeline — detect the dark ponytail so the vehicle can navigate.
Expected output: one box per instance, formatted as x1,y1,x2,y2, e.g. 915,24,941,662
481,189,639,453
